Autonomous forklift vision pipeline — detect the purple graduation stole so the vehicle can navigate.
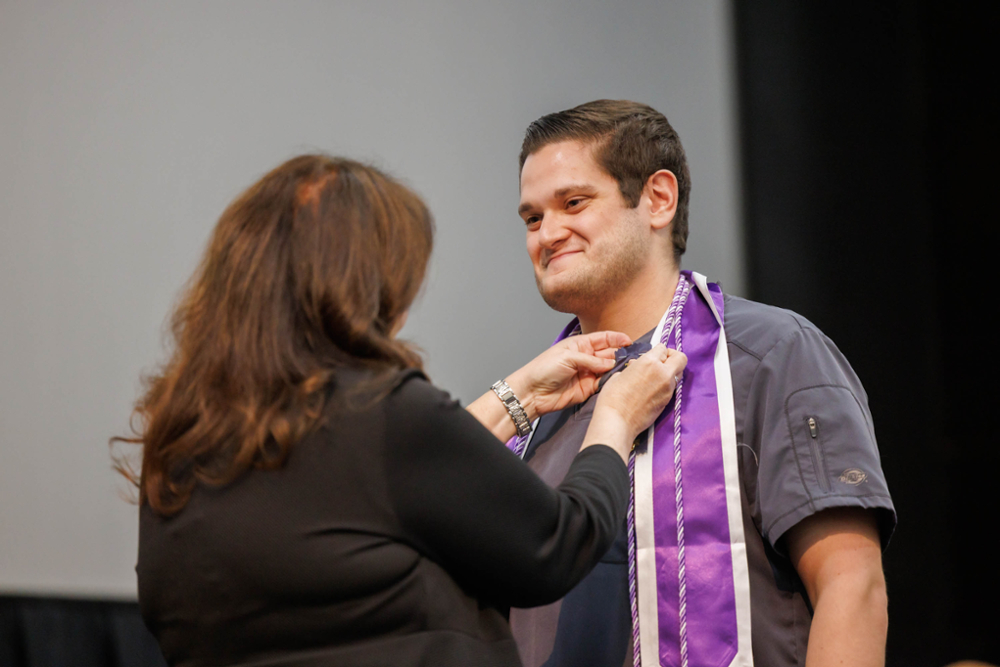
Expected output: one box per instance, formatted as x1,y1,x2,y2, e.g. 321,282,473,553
509,271,753,667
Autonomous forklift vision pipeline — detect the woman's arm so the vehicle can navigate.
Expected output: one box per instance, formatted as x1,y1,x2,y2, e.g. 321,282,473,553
386,378,626,607
385,346,686,607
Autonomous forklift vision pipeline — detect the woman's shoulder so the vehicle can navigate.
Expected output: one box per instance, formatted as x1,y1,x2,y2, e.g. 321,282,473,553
385,369,464,418
327,365,459,417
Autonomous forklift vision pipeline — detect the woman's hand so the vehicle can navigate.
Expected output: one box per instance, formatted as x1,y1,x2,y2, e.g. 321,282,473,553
466,331,630,443
581,344,688,462
505,331,633,419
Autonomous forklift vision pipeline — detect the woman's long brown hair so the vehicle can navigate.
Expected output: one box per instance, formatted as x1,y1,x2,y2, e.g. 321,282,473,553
113,155,434,516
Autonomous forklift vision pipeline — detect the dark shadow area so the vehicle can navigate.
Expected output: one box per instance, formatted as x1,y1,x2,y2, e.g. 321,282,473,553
0,596,166,667
734,1,998,665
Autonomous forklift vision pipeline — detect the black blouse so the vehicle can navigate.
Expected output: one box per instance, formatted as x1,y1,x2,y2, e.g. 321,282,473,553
137,370,628,667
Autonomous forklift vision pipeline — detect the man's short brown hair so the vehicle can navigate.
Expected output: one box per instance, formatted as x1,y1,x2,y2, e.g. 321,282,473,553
519,99,691,259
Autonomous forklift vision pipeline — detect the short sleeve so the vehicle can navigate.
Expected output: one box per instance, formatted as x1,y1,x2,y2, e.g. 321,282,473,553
749,328,896,550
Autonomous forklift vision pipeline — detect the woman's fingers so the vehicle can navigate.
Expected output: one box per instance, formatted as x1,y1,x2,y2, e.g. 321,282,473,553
598,344,689,438
567,330,632,354
546,330,633,376
643,345,687,393
660,346,688,380
565,351,616,376
627,343,666,371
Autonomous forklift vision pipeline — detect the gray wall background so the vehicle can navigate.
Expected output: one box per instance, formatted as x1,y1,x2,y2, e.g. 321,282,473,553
0,1,743,598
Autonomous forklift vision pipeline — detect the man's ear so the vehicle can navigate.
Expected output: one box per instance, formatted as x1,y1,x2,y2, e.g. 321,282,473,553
644,170,678,231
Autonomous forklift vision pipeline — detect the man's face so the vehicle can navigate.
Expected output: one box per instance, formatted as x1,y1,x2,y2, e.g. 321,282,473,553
518,140,649,315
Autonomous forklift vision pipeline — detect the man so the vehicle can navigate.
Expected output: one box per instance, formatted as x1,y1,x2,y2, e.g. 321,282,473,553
506,100,894,667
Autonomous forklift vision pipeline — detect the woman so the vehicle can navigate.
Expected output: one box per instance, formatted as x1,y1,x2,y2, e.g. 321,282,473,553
118,154,685,666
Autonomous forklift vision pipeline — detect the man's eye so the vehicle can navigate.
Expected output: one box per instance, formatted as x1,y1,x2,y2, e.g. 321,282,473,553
525,215,540,226
567,198,583,208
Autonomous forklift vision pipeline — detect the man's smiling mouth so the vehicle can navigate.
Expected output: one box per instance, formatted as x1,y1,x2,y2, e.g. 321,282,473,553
544,250,582,269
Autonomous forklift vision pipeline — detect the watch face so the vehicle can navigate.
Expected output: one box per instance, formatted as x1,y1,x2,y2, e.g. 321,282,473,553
492,381,513,400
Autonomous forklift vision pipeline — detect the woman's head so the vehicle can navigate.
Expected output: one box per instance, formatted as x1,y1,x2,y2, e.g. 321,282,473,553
211,154,434,361
117,154,434,515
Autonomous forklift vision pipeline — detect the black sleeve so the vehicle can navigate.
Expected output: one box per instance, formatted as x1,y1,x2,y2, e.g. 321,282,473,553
383,375,629,608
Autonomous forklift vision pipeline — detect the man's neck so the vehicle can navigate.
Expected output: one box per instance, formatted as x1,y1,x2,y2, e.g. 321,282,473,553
577,266,681,341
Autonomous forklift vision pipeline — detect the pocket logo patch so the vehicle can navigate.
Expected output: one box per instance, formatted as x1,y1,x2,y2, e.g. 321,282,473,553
838,468,867,485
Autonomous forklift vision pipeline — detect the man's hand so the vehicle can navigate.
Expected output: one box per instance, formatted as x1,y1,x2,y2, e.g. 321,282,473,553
786,507,888,667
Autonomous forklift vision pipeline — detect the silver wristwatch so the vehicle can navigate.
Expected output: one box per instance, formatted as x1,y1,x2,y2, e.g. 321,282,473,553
490,379,532,437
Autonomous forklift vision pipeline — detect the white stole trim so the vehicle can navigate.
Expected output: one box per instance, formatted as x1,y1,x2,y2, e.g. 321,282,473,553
635,300,673,667
691,272,753,667
634,273,753,667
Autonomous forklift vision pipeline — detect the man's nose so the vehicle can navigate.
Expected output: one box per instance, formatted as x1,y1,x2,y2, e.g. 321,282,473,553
537,213,570,248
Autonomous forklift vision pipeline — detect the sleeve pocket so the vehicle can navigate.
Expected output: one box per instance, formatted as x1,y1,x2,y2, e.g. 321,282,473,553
785,385,885,501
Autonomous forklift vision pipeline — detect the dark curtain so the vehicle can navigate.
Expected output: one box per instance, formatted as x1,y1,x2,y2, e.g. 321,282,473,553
733,1,998,666
0,597,166,667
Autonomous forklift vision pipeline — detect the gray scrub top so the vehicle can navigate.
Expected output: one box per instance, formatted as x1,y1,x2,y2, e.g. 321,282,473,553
510,293,896,667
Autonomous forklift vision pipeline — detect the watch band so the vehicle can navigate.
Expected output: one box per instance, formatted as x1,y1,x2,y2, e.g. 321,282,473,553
490,379,532,437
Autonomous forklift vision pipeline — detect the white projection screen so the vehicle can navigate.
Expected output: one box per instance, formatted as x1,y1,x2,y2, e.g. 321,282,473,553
0,1,744,598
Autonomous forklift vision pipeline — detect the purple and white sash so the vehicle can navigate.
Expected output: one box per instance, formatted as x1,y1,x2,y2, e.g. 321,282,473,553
509,271,753,667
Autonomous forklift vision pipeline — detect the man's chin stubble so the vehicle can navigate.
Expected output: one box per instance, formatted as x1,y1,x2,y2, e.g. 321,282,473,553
536,275,601,315
535,222,648,315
